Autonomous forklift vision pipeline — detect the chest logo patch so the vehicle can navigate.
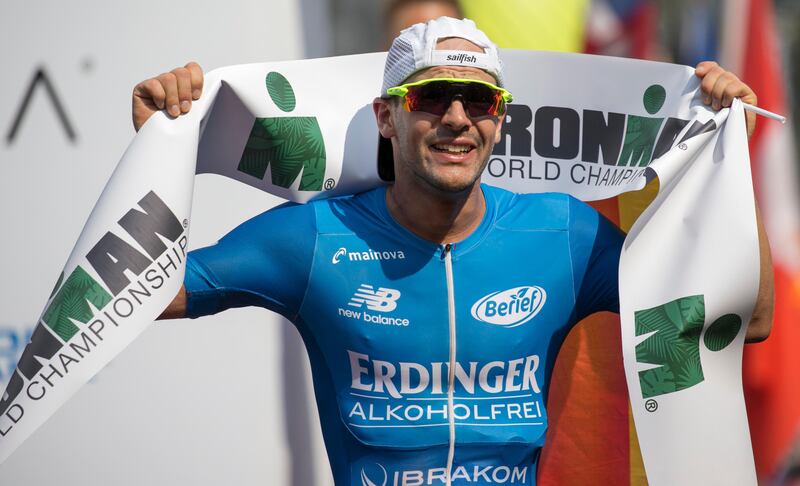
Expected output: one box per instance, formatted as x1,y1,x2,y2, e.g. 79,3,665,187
471,286,547,328
348,284,401,312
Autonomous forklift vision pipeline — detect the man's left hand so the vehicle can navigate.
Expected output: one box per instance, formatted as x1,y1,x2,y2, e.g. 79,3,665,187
695,61,757,138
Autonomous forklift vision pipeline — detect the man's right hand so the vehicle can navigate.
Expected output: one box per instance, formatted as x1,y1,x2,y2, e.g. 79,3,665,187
132,62,204,132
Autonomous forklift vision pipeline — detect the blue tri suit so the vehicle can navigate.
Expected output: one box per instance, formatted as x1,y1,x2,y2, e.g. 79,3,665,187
184,184,623,486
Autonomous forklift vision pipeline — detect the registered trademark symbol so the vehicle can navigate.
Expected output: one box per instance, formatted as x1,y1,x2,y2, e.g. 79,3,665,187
644,399,658,412
183,219,189,229
324,178,336,190
678,143,688,151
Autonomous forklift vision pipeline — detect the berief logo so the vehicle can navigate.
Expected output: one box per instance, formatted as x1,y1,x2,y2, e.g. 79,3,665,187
445,53,477,64
471,286,546,328
634,295,742,399
0,191,186,436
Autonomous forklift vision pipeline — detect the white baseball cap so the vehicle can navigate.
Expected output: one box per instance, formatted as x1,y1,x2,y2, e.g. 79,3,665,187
381,16,505,96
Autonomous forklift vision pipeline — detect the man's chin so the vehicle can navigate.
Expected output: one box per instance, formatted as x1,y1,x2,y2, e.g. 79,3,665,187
419,173,482,194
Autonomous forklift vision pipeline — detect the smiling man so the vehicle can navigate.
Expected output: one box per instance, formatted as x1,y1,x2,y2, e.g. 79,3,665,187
134,16,773,486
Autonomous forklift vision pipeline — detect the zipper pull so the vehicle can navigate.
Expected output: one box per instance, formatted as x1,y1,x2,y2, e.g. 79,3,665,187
443,243,453,260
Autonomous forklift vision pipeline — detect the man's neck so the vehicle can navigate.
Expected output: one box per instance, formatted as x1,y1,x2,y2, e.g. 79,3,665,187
385,180,486,244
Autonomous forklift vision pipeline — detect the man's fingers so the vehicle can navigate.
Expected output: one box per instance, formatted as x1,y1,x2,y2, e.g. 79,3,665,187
172,67,193,113
694,60,717,77
711,72,736,110
185,61,204,99
699,65,723,106
136,78,166,109
157,72,180,117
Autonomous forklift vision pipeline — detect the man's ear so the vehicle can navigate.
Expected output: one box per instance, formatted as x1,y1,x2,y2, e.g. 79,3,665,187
373,98,397,138
494,109,505,144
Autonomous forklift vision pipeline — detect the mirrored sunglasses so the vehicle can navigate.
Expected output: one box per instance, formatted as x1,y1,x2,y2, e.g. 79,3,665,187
386,78,513,118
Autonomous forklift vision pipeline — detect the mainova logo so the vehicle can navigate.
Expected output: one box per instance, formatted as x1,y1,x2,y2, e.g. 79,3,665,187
635,294,742,399
471,286,546,328
332,247,406,265
237,71,327,191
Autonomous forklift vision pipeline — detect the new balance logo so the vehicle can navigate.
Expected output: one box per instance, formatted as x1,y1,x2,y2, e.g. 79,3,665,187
348,284,401,312
634,295,742,398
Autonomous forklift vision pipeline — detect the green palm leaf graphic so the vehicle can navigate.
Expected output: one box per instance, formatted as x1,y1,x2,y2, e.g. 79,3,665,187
265,72,296,112
635,295,705,398
42,266,111,342
237,115,326,191
704,314,742,351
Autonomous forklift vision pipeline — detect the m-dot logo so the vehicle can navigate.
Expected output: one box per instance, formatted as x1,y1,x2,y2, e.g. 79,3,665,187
471,286,546,328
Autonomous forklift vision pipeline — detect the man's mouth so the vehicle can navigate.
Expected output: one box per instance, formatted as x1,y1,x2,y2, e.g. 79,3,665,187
431,143,474,154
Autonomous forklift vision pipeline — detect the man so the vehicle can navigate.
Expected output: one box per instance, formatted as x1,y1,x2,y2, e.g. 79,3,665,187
384,0,462,42
133,16,773,486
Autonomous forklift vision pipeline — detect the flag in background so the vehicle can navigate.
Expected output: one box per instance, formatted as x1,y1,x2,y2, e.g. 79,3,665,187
719,0,800,480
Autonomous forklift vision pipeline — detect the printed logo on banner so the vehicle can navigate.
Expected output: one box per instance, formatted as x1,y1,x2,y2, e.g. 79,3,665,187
488,84,718,188
237,71,327,191
0,190,187,436
634,295,742,399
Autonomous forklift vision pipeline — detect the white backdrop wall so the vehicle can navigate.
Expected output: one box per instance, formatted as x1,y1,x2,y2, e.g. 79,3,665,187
0,1,333,484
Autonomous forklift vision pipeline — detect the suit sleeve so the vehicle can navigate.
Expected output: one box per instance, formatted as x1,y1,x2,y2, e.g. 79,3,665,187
568,197,624,320
183,202,317,320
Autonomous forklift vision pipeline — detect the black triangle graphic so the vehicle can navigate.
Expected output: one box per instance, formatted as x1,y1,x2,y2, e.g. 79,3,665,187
6,67,77,144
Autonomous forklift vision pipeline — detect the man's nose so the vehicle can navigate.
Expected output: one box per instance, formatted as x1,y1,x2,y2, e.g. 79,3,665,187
440,97,472,130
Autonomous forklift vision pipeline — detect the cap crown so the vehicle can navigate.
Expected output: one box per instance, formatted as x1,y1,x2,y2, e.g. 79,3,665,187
382,16,504,96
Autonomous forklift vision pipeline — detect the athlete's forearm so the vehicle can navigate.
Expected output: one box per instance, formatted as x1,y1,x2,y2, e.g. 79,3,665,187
158,285,187,320
745,205,774,343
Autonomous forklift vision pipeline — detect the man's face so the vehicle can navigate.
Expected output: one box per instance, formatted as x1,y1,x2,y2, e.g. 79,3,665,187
375,38,504,195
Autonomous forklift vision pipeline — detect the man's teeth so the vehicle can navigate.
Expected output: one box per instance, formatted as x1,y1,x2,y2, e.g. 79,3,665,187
433,144,471,153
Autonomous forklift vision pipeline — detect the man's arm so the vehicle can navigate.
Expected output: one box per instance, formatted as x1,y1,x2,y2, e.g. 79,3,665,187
747,206,775,342
695,61,774,342
158,285,187,320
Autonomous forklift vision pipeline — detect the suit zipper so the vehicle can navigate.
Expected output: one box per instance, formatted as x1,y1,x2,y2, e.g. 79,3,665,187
443,243,456,485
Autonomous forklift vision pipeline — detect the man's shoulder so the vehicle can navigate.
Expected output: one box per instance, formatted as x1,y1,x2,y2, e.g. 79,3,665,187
305,185,388,235
485,184,585,232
